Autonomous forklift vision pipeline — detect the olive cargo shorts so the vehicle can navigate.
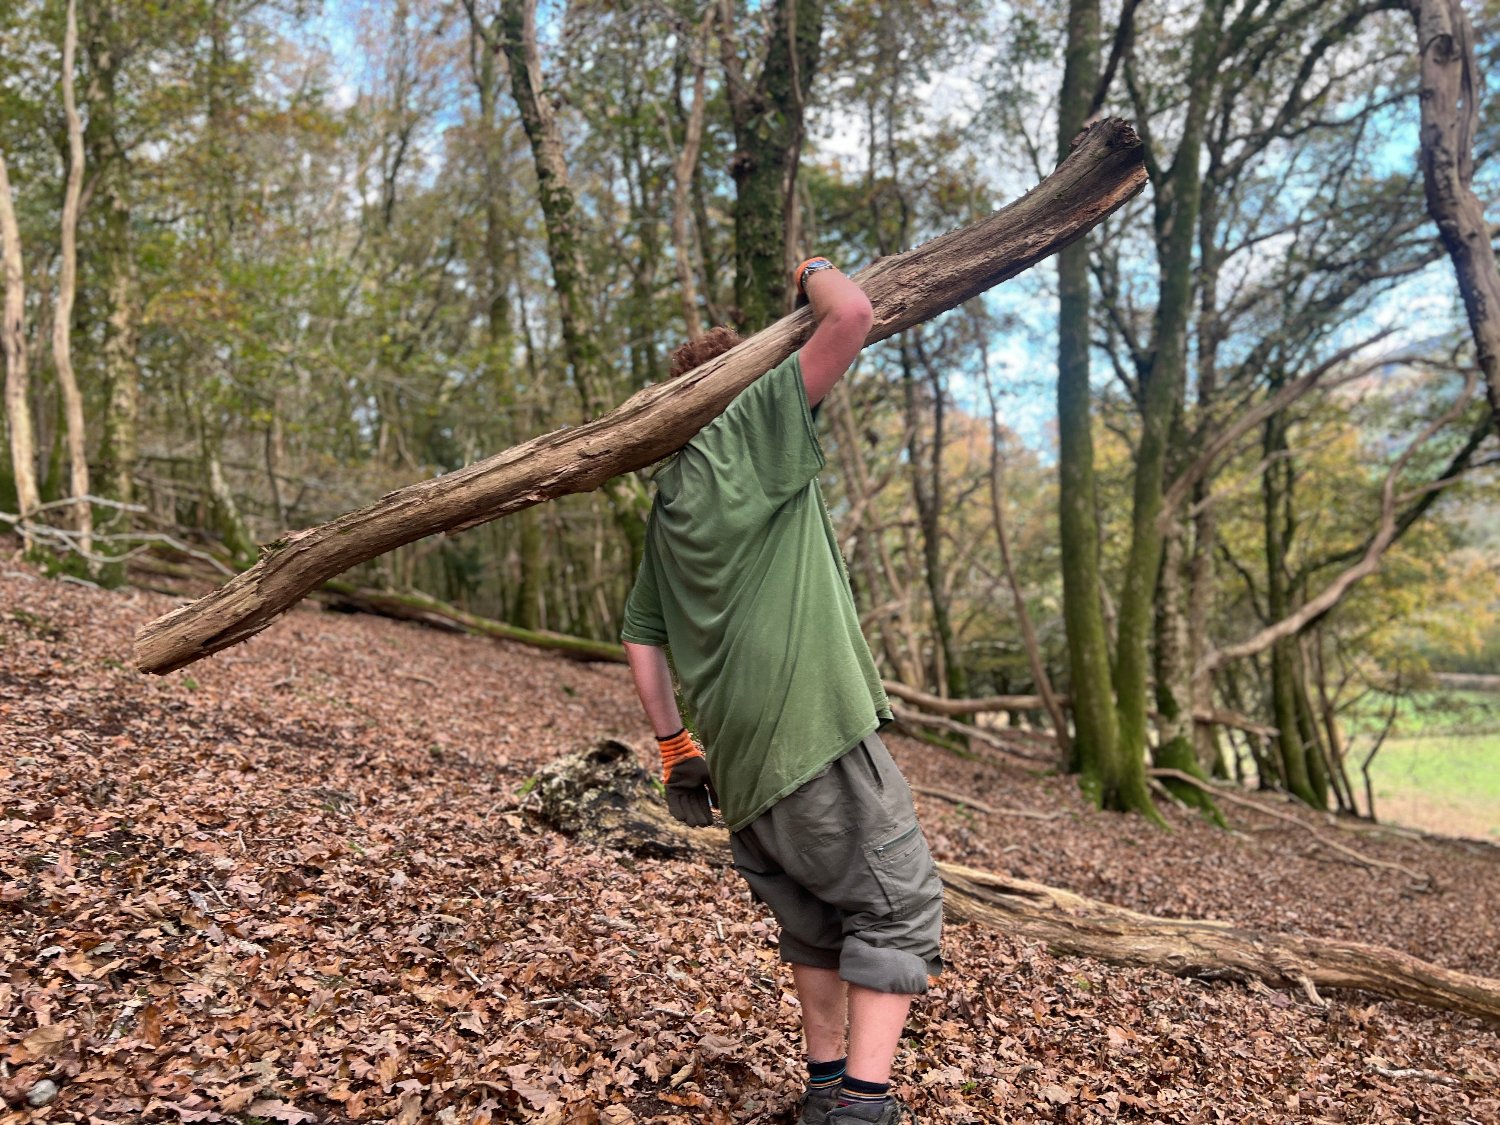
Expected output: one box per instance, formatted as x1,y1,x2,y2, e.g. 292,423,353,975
729,733,944,994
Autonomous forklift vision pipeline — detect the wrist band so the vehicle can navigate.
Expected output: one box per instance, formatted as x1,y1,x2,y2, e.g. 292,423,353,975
796,256,834,295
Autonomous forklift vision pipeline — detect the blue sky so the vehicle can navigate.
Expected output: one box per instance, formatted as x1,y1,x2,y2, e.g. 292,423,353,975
291,1,1474,463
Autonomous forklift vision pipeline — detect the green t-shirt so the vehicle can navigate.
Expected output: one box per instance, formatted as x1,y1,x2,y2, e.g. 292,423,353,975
620,353,892,831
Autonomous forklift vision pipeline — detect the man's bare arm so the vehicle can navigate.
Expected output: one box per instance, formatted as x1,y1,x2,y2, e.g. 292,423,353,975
798,262,874,406
624,641,684,737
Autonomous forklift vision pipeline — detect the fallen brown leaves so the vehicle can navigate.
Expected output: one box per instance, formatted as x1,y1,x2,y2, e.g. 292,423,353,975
1,565,1497,1123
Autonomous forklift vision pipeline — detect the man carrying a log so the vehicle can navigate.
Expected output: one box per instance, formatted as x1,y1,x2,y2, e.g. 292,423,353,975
620,257,943,1125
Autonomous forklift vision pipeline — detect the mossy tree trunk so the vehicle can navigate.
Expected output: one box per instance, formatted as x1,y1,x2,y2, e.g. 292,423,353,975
1153,504,1223,822
1056,0,1133,806
1109,0,1222,826
721,0,825,332
1261,395,1320,806
87,4,141,514
491,0,647,567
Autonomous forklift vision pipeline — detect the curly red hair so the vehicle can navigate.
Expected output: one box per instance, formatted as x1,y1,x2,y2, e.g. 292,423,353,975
669,325,743,378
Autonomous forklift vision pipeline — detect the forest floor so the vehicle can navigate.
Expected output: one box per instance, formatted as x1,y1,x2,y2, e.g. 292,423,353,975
2,565,1498,1124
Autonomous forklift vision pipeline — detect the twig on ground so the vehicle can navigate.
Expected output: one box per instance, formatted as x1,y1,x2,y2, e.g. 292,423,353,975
1366,1064,1462,1087
1149,768,1431,886
890,703,1052,762
913,784,1063,821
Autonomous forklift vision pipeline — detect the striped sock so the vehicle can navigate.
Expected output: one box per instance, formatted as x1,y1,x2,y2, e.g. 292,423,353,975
808,1056,846,1094
836,1074,891,1112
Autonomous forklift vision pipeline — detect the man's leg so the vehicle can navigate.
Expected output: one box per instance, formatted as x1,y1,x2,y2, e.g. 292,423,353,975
730,830,848,1122
792,963,847,1062
846,985,912,1084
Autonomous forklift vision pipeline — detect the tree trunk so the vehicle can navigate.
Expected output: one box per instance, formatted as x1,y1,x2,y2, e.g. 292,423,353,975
0,154,40,546
531,739,1500,1024
1308,629,1359,815
492,0,647,562
984,372,1070,762
1188,166,1223,776
1153,509,1223,821
87,4,141,511
721,0,824,332
1409,0,1500,434
1293,637,1332,807
670,8,714,339
133,118,1147,674
1111,0,1222,823
54,0,93,558
902,340,966,699
1262,396,1320,805
198,401,256,567
320,580,628,663
1056,0,1125,802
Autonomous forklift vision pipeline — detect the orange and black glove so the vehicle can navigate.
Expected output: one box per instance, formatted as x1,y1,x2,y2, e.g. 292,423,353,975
658,728,715,827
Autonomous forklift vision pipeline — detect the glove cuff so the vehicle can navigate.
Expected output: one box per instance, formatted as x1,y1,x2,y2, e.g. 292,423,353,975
657,728,704,778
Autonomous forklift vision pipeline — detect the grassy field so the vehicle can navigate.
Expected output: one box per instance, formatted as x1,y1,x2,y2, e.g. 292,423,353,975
1345,691,1500,839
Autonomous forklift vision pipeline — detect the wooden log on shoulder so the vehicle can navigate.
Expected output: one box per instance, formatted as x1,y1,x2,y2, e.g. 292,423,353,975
134,119,1147,674
529,739,1500,1025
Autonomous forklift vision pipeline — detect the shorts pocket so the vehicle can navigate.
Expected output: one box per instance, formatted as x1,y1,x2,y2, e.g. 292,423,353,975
867,821,930,917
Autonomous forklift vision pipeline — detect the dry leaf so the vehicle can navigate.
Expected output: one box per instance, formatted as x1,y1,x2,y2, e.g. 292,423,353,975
21,1024,70,1057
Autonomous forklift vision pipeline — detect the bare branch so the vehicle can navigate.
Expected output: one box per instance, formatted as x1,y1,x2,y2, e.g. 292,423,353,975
1199,370,1480,675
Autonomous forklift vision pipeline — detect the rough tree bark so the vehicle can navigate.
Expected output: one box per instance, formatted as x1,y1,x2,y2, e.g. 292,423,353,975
54,0,93,557
720,0,824,331
531,739,1500,1024
0,154,40,546
134,119,1147,674
1409,0,1500,434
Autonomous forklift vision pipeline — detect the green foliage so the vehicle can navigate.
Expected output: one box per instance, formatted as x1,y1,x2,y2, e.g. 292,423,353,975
1,0,1495,832
1345,690,1500,740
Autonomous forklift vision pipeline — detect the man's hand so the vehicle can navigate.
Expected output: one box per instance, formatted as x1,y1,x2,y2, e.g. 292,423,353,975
658,728,716,827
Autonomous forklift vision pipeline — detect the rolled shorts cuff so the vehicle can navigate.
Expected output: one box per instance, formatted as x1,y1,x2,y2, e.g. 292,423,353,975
839,934,938,994
779,933,841,971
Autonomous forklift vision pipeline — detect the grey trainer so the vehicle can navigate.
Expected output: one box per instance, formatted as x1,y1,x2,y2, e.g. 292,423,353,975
796,1088,839,1125
825,1099,912,1124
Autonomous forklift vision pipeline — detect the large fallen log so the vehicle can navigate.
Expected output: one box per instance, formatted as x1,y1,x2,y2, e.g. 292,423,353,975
884,680,1276,736
317,580,629,664
134,119,1147,675
529,739,1500,1024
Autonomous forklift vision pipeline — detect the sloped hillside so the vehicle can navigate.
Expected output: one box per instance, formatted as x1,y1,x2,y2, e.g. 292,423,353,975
2,568,1497,1123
